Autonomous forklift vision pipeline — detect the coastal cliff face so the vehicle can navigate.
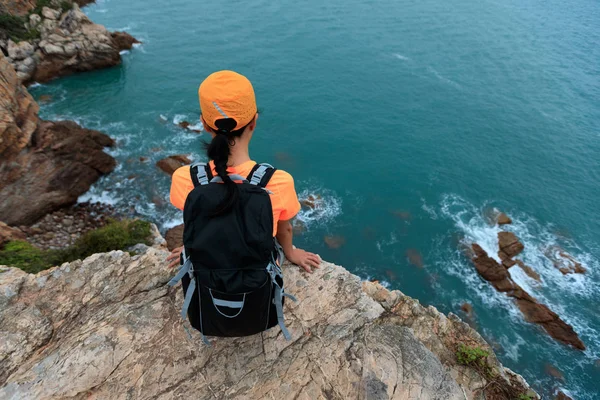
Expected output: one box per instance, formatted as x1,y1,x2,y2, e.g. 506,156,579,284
0,240,535,399
0,1,138,84
0,53,116,226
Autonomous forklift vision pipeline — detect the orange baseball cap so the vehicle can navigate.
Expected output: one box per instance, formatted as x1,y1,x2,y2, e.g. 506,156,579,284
199,70,257,131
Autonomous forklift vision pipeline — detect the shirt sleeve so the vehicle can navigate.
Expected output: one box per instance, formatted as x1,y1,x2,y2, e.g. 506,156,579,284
170,166,195,210
269,170,301,221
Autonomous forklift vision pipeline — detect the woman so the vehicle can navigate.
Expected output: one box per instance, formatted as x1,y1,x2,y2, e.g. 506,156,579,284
167,70,320,273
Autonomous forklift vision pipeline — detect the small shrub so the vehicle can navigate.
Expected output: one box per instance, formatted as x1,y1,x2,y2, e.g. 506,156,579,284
0,241,57,274
0,14,28,41
518,395,533,400
32,0,54,15
0,219,153,273
59,0,73,13
456,344,489,367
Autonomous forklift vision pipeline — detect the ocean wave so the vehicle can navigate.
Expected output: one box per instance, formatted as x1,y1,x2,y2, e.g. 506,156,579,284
393,53,410,61
77,190,121,205
295,187,342,230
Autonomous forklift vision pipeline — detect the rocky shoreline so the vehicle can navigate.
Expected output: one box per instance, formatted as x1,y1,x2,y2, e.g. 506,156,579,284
1,0,139,250
1,1,138,85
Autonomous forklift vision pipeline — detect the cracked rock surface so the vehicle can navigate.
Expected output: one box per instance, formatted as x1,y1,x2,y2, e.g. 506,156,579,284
1,245,532,399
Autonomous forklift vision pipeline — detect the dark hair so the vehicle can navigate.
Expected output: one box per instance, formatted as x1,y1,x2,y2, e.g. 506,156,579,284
203,117,249,216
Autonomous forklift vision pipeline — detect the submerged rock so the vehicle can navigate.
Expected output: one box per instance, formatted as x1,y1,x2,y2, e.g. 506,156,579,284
516,260,541,282
544,363,565,382
544,246,586,275
0,244,535,399
324,235,345,249
406,248,424,268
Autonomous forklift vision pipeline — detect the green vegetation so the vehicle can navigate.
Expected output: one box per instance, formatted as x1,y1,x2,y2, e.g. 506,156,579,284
0,220,152,274
0,14,38,42
456,344,490,367
0,0,72,42
518,394,533,400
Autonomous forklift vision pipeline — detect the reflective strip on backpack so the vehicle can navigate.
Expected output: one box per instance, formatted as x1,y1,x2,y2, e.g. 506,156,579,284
181,276,196,319
210,174,249,184
167,257,192,287
191,162,210,185
267,261,296,341
249,163,274,186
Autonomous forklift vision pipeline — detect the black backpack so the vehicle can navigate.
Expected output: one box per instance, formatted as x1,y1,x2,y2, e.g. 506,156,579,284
168,162,296,345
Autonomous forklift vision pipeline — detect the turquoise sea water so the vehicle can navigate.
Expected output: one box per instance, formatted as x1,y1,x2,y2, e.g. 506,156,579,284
29,0,600,397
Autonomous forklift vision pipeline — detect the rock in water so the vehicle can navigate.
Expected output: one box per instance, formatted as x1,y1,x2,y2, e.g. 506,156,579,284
498,231,524,259
156,155,191,176
0,246,535,399
555,391,574,400
165,223,184,250
497,212,512,225
461,302,473,316
471,244,585,350
111,31,140,50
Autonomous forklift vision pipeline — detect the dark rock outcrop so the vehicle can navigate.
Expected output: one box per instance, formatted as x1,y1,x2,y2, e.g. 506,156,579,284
164,223,183,250
498,231,524,260
471,244,584,350
1,54,116,226
0,120,115,225
156,154,191,176
111,31,140,51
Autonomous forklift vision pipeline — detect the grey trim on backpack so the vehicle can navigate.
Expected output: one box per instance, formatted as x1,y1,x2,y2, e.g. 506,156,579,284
168,254,211,346
210,291,246,319
210,174,249,184
191,162,210,186
249,163,274,186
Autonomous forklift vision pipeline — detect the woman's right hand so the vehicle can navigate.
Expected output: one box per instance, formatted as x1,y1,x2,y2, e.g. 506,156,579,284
166,246,184,269
286,248,321,273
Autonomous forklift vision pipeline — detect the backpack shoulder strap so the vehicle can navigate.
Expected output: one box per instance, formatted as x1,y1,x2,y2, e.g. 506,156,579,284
190,162,213,187
246,163,277,188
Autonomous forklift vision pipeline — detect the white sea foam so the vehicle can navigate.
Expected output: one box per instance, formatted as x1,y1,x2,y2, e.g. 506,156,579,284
172,114,187,124
295,188,342,229
427,66,462,89
119,50,130,55
393,53,410,61
77,190,121,205
376,231,398,253
421,198,439,220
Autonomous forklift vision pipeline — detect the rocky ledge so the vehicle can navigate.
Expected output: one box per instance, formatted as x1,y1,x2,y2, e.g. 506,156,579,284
0,1,138,84
0,52,116,226
0,240,535,399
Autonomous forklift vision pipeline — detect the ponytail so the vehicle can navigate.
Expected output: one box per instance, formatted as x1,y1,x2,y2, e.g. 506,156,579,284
203,118,247,216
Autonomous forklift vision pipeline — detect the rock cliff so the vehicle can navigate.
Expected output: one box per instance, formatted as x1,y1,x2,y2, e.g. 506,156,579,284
0,240,535,399
0,52,116,226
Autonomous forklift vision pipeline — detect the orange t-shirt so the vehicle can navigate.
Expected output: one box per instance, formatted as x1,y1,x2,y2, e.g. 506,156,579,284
170,160,301,236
